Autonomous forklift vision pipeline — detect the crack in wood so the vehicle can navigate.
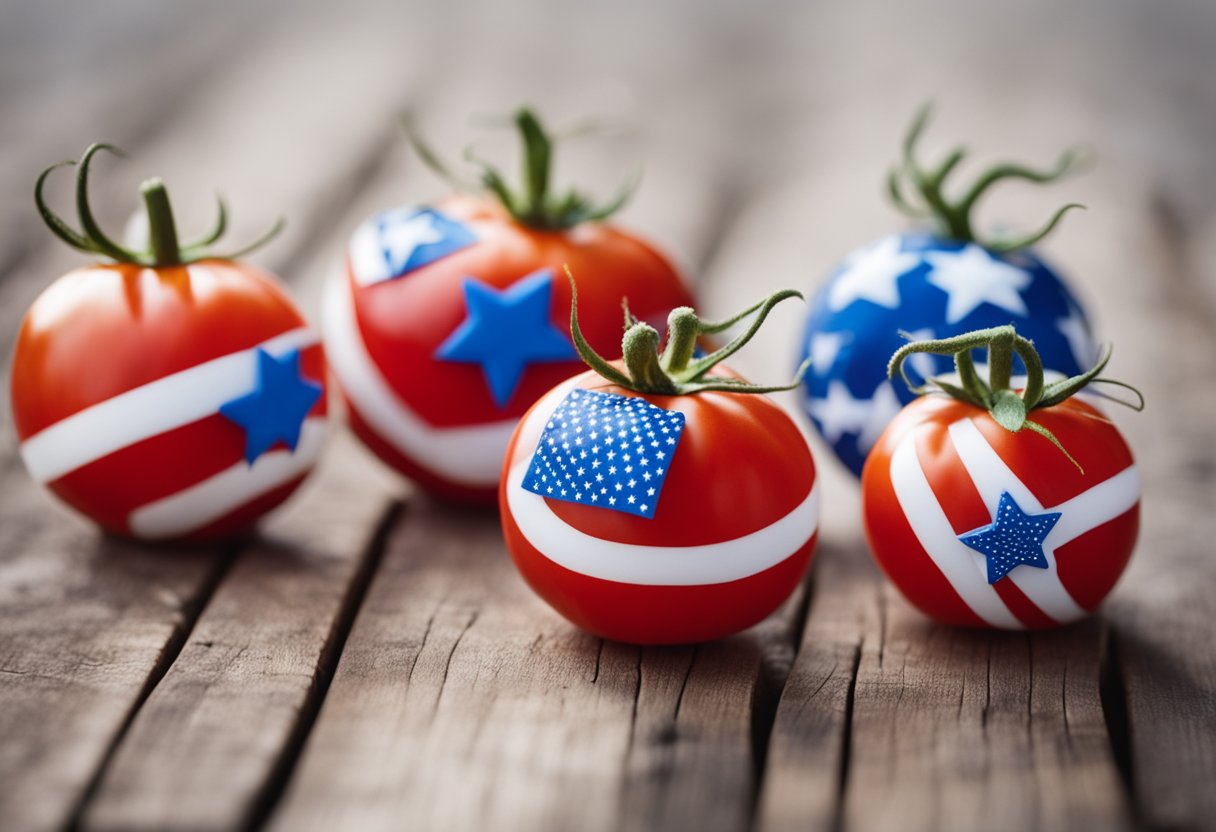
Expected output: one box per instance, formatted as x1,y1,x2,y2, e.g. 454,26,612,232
831,643,862,832
63,545,239,831
241,499,403,832
1099,625,1138,827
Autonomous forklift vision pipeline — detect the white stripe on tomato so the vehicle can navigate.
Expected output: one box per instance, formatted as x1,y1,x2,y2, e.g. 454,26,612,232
888,428,1025,629
321,272,516,487
127,416,327,539
947,418,1138,624
505,377,819,586
19,324,319,484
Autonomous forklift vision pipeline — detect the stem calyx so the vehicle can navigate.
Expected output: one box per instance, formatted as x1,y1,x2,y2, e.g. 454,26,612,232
888,325,1144,471
567,267,811,396
887,103,1088,252
35,143,283,267
405,108,636,231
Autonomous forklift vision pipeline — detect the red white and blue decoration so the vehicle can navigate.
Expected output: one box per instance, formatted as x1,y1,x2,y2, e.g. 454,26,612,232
800,233,1096,476
501,375,821,644
349,206,477,286
521,388,685,518
16,310,328,541
959,491,1060,584
864,411,1140,629
435,270,577,408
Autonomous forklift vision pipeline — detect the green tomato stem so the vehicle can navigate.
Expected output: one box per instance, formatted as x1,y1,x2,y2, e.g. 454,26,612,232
141,178,181,266
566,266,807,397
888,103,1087,252
887,324,1144,472
33,143,282,267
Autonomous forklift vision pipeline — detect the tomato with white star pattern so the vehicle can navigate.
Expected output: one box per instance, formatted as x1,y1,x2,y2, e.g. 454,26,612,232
11,145,326,541
324,110,695,503
800,107,1097,476
861,327,1141,630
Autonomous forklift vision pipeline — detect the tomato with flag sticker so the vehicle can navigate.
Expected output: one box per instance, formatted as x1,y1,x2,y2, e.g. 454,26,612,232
500,277,819,645
11,144,325,541
323,109,696,503
861,326,1143,629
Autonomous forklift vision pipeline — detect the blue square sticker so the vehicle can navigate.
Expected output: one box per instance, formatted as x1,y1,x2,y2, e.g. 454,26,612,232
522,389,685,519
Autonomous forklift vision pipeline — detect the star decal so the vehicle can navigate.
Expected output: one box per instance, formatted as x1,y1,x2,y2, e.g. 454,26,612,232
923,244,1033,324
959,491,1061,584
219,348,323,464
352,207,478,286
827,235,922,312
1056,301,1096,368
809,331,849,376
808,379,901,452
435,269,577,408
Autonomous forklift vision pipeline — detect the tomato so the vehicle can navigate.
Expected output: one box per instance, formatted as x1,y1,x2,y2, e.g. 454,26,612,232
499,283,819,644
800,105,1095,477
323,110,694,504
861,326,1141,629
10,144,325,541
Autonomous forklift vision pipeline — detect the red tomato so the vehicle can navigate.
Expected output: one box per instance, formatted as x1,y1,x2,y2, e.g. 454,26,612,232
324,109,696,503
861,394,1139,629
499,369,819,644
11,145,325,540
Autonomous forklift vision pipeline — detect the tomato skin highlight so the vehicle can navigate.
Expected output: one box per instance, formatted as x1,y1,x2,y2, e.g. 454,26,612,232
332,196,695,502
10,260,327,541
861,395,1139,630
499,369,819,645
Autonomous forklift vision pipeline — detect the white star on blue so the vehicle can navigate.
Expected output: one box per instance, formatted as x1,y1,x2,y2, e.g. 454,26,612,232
799,232,1096,477
219,348,323,464
523,389,685,519
435,268,576,408
376,207,476,280
959,491,1062,584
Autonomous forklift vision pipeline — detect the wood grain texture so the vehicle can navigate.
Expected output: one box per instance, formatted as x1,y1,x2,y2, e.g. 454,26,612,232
1,1,1215,830
1073,179,1216,832
0,461,228,832
78,435,398,832
267,498,806,832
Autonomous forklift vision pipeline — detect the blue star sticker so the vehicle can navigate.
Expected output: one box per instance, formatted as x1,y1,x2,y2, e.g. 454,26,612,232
959,491,1062,584
219,348,323,464
435,268,576,408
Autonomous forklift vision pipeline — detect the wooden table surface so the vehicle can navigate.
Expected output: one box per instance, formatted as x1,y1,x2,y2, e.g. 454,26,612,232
2,1,1215,830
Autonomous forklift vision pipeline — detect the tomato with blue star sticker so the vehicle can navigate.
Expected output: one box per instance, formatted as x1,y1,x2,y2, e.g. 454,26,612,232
861,326,1142,630
10,144,326,541
800,105,1098,477
322,109,695,503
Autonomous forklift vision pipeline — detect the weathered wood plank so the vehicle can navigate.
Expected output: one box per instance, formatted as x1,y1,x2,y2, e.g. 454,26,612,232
0,466,229,832
267,496,806,832
78,435,399,832
755,546,875,832
1075,182,1216,831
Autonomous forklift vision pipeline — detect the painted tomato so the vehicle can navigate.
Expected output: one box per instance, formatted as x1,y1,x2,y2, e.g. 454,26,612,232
324,110,695,503
11,145,325,541
861,327,1141,630
500,286,819,645
800,106,1096,477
